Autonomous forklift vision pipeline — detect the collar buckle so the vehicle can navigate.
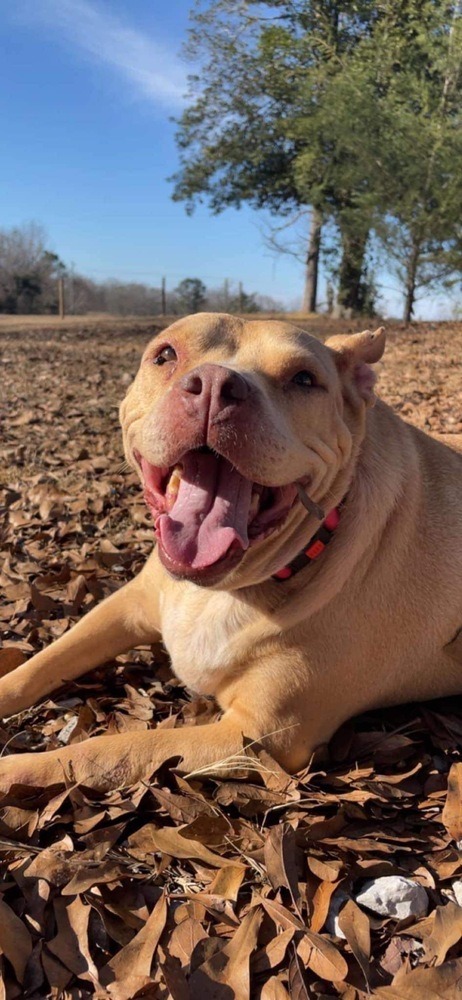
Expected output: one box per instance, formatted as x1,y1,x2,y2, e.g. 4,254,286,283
272,505,341,582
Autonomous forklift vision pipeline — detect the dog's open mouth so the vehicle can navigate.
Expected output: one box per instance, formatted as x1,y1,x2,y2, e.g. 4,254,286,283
136,447,297,577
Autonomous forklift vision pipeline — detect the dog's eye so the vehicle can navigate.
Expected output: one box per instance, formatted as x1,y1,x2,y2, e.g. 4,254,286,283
154,346,177,366
292,370,315,388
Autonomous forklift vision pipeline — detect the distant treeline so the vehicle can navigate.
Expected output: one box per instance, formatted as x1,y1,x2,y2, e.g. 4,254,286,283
0,223,283,316
66,275,283,316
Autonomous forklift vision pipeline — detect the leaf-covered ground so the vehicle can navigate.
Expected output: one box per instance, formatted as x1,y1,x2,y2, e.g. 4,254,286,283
1,317,462,999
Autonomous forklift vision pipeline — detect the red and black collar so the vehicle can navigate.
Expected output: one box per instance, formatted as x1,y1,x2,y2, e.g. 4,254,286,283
272,506,342,582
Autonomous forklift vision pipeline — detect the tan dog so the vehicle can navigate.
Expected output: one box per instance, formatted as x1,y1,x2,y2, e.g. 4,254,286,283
1,312,462,793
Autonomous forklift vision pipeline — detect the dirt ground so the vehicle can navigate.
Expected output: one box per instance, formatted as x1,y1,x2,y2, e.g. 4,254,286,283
1,316,462,998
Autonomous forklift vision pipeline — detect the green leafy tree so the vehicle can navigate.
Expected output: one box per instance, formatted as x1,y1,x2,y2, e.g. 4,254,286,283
305,0,462,319
171,1,381,313
174,277,208,313
172,1,462,319
368,0,462,320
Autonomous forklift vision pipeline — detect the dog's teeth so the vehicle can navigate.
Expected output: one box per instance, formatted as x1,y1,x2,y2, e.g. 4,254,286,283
248,489,260,523
166,465,182,509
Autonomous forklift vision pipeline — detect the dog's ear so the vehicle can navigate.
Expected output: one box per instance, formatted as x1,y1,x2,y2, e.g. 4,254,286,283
326,327,386,405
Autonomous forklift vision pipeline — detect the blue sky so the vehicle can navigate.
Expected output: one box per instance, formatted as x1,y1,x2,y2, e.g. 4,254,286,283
0,0,457,317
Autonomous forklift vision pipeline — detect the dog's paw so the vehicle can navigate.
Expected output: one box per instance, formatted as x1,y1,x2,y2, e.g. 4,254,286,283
0,731,168,799
0,750,59,798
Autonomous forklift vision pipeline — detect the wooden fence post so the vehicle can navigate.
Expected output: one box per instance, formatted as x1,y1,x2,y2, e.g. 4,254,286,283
58,278,65,319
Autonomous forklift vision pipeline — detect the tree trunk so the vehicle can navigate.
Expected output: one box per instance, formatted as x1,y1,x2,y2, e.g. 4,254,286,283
337,230,369,313
302,209,322,313
403,238,421,322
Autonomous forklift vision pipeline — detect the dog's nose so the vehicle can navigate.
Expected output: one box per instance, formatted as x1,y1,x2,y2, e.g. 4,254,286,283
180,365,250,407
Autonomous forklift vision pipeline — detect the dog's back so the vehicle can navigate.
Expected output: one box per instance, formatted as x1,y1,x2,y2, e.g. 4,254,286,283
432,432,462,454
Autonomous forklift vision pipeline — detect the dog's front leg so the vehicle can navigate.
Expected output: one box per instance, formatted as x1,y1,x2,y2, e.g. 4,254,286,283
0,708,262,794
0,646,322,795
0,571,161,717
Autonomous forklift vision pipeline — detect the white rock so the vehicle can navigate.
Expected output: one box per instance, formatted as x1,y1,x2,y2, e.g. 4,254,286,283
325,889,350,939
451,880,462,907
58,715,79,744
355,876,428,921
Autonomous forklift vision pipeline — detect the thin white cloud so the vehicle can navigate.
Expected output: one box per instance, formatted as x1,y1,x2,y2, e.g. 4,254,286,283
15,0,186,108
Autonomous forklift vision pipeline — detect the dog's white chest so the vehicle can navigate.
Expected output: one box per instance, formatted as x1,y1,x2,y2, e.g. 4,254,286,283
159,587,256,694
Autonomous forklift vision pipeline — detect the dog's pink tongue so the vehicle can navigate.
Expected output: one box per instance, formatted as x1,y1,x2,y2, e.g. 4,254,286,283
157,453,253,570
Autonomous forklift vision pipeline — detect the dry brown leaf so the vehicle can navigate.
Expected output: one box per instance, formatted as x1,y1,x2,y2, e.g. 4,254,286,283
61,862,126,895
0,896,33,983
158,944,190,1000
184,892,240,927
307,856,343,883
41,948,73,994
0,647,27,677
189,904,263,999
207,864,246,900
258,894,306,932
338,900,370,987
373,956,462,998
288,945,313,999
214,780,292,814
127,823,238,867
23,838,77,886
424,901,462,966
260,977,291,999
100,891,167,999
168,917,208,970
179,813,232,844
36,786,75,829
297,929,348,982
0,803,38,836
46,896,99,985
264,823,301,909
442,762,462,842
29,582,58,613
147,782,214,823
254,927,296,973
310,879,343,934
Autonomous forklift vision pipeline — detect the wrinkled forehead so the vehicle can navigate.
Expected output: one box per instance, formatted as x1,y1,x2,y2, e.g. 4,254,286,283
143,314,337,380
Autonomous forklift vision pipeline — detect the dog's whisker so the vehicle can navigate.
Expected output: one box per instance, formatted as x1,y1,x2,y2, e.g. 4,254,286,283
115,459,132,474
296,483,325,520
